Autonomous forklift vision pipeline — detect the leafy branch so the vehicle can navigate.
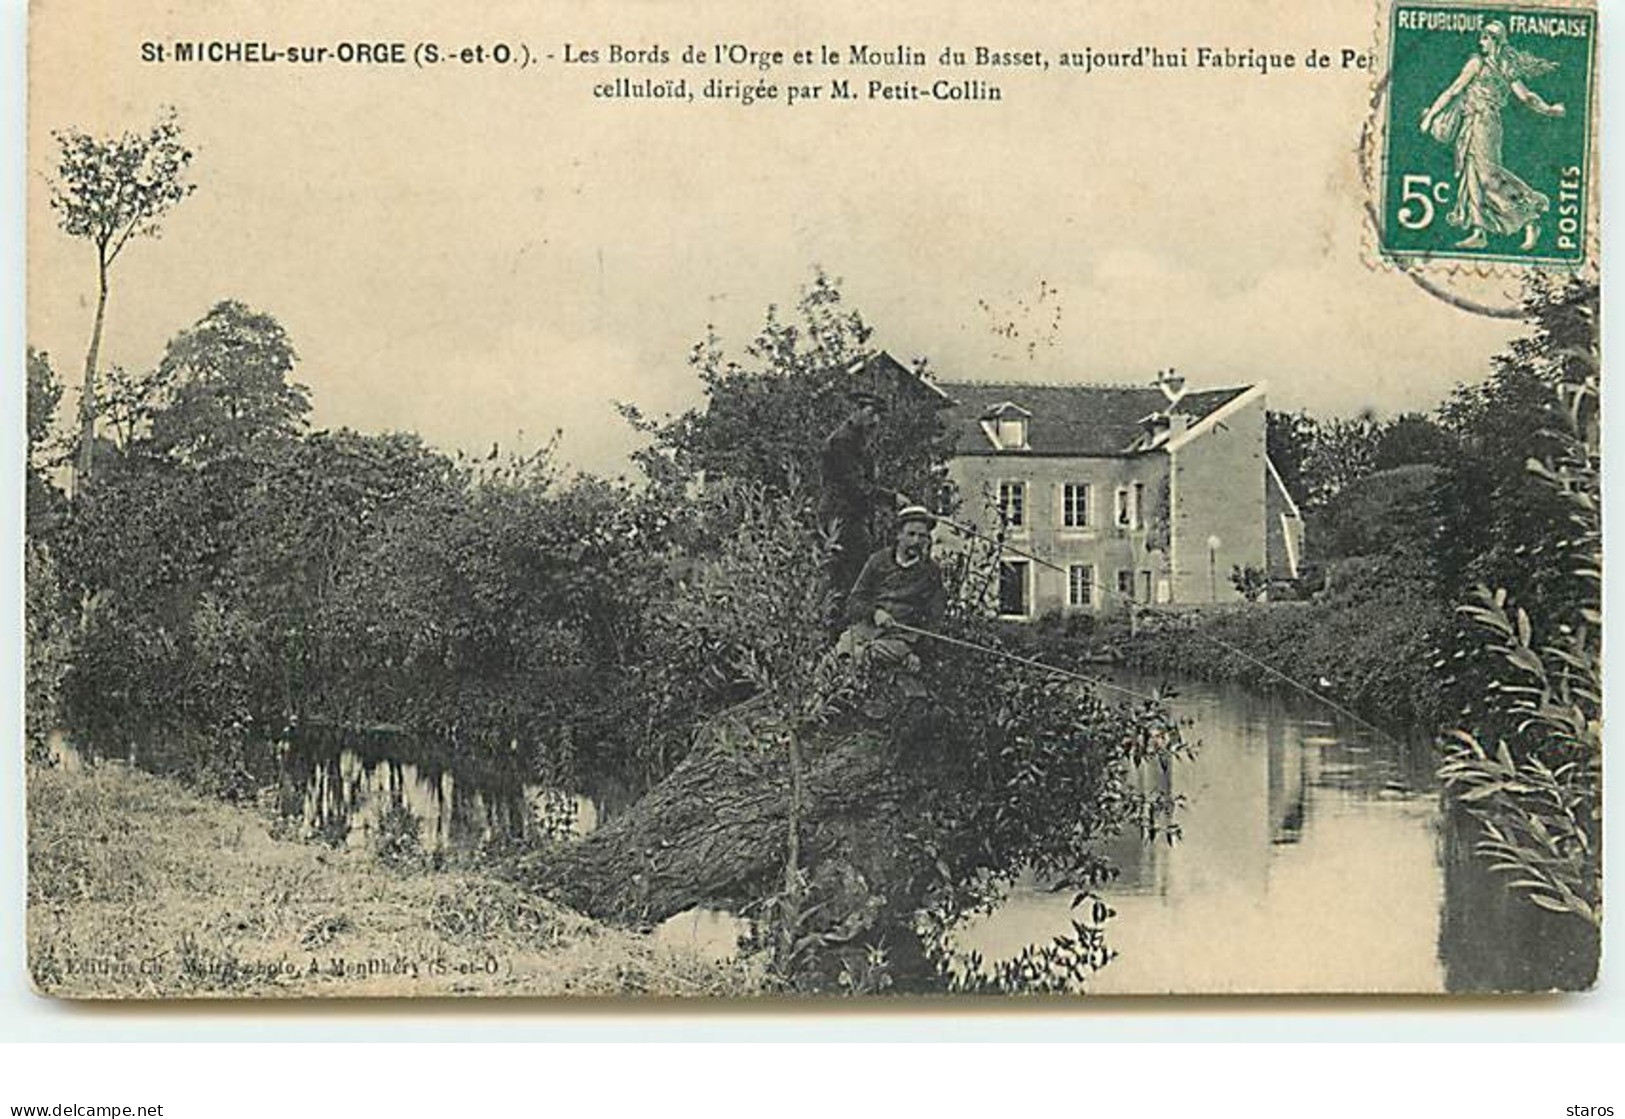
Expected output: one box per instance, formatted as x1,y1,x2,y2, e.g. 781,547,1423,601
1440,347,1599,928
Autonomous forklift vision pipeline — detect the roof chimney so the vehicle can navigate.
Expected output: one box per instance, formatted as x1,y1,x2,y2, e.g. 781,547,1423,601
1155,367,1187,406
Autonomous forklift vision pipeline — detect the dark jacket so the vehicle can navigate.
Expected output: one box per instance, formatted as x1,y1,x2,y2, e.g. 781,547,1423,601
819,417,885,520
846,547,946,629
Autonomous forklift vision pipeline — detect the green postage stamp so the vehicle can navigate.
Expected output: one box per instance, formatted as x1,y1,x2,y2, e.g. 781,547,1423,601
1379,3,1596,267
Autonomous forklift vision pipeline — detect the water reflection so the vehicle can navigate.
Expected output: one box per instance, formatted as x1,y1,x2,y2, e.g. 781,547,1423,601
653,908,748,963
1439,799,1600,993
277,733,598,853
953,674,1597,994
49,726,609,856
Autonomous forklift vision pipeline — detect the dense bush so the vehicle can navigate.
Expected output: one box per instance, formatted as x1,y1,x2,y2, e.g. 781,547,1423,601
39,302,680,803
1440,336,1599,927
23,543,70,759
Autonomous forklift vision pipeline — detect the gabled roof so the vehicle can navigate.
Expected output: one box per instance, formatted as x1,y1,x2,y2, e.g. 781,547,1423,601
983,401,1032,417
847,351,956,403
940,380,1253,457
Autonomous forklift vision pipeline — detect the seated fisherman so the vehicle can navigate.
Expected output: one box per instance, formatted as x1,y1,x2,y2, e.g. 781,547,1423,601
836,506,946,685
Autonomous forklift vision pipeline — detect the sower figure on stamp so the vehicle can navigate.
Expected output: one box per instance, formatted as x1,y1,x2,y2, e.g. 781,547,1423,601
818,390,904,627
1419,21,1566,252
835,506,946,712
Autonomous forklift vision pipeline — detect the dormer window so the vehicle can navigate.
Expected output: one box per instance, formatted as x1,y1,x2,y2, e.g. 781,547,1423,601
996,415,1028,448
1135,411,1171,451
980,402,1032,451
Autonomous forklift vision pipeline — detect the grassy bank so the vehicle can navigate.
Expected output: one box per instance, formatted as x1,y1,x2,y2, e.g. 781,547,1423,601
27,762,761,999
990,574,1448,738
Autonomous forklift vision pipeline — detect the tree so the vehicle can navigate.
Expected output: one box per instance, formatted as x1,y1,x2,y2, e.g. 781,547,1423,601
50,304,312,772
148,300,310,465
1435,277,1598,626
214,428,458,728
97,363,171,452
1312,463,1444,563
623,269,955,519
49,108,195,487
1372,412,1456,471
1299,414,1379,508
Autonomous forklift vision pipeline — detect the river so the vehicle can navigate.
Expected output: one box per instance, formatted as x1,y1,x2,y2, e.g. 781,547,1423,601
45,672,1596,992
953,672,1598,994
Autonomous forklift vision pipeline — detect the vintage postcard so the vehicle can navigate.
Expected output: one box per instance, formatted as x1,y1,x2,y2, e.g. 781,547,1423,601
24,0,1600,998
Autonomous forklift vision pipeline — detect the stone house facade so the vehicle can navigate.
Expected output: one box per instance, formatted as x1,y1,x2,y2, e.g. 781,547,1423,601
934,373,1304,617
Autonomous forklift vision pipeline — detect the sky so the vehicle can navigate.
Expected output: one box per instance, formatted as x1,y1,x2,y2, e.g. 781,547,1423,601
26,0,1535,478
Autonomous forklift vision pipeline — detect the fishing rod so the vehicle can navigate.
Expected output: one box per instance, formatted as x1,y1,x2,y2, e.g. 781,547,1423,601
927,511,1402,743
932,512,1115,588
888,620,1163,704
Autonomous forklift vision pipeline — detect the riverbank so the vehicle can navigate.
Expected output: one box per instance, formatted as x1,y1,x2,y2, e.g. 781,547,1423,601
1029,565,1452,736
1120,604,1444,734
27,762,761,999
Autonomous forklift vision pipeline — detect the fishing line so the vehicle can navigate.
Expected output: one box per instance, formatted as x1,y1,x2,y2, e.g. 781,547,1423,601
1165,626,1399,742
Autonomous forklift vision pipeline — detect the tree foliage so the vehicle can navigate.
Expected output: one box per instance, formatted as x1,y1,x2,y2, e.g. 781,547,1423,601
42,290,687,801
149,300,311,464
623,268,957,519
1312,463,1443,565
1434,278,1598,624
26,349,66,536
48,108,195,254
